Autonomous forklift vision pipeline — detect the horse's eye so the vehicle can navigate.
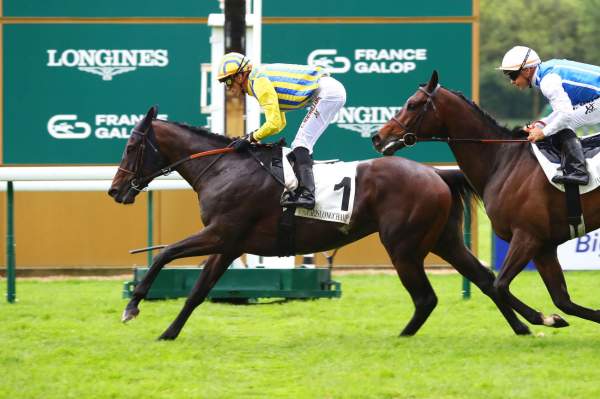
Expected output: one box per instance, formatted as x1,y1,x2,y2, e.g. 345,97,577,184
406,102,417,111
126,145,135,154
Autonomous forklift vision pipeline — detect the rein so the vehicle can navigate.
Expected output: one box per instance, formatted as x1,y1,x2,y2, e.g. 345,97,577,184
399,133,529,147
123,125,285,191
389,85,530,148
137,147,235,190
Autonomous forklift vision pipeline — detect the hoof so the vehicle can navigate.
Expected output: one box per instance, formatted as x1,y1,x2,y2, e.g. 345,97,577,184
399,331,416,337
550,314,569,328
514,325,532,335
157,331,178,341
121,307,140,323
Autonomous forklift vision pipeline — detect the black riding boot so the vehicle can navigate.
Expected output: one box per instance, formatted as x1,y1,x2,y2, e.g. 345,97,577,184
281,147,316,209
551,129,589,185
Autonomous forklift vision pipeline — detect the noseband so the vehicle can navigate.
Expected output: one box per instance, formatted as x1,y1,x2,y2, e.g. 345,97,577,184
118,127,161,191
390,84,439,146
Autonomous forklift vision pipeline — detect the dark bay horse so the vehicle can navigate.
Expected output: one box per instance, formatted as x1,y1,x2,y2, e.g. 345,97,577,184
373,71,600,330
109,106,527,340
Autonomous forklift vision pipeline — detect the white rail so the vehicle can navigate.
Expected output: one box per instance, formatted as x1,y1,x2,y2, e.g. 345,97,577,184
0,166,190,191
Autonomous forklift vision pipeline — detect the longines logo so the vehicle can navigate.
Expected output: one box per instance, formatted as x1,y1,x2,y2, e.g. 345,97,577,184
47,113,168,139
308,48,427,74
47,49,169,81
332,106,402,138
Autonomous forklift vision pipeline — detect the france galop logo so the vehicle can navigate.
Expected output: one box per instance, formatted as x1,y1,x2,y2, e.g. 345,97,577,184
47,49,169,81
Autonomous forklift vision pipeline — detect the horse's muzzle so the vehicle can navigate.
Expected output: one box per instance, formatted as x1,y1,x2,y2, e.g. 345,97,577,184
108,184,137,204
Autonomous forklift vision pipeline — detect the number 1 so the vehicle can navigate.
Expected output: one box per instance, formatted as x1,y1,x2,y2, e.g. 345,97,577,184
334,177,351,211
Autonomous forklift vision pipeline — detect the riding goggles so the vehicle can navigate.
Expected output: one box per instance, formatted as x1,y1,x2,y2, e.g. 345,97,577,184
503,69,521,81
223,77,235,88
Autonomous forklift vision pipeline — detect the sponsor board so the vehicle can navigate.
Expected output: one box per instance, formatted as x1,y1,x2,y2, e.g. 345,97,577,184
3,24,210,164
494,230,600,270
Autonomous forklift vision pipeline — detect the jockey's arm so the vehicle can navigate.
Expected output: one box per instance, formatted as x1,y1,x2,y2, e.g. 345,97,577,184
538,73,575,136
252,77,286,141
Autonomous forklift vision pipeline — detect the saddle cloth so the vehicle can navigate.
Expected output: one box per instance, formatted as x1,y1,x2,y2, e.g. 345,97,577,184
282,148,359,224
532,131,600,194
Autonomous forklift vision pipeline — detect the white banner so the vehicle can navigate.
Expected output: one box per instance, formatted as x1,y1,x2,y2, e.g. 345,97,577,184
558,228,600,270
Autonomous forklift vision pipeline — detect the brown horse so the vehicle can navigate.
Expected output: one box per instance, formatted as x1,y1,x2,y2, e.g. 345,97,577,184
373,70,600,330
109,106,528,340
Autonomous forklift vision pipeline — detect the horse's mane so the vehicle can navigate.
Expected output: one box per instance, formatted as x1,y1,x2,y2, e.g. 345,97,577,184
156,119,285,150
157,119,234,144
446,89,526,139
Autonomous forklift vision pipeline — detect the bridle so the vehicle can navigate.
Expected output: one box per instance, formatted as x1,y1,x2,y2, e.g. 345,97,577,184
387,84,529,148
118,126,235,192
390,85,439,145
118,127,162,191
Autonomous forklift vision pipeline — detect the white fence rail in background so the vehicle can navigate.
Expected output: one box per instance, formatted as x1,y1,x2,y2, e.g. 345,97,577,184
0,166,190,191
0,166,191,303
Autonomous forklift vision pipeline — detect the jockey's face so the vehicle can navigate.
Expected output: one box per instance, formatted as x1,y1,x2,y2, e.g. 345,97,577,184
509,67,534,90
225,73,246,97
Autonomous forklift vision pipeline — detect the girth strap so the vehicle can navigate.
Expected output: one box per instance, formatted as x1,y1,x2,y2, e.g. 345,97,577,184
564,183,586,238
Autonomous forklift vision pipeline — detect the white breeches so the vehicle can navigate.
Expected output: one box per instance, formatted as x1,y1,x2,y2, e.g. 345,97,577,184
291,76,346,153
546,96,600,135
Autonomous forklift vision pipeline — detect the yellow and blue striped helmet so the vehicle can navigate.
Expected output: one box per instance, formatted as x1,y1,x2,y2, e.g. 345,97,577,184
217,52,252,81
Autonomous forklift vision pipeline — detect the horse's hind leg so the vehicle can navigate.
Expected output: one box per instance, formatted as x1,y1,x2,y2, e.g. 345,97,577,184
380,235,437,336
158,253,238,341
122,226,224,322
433,227,531,335
494,233,556,327
393,256,437,336
534,247,600,326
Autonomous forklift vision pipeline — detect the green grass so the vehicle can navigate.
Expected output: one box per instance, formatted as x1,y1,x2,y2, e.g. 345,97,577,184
2,273,600,399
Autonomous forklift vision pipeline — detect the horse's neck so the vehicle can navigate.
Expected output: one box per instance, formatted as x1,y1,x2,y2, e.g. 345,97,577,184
444,103,526,196
158,127,232,189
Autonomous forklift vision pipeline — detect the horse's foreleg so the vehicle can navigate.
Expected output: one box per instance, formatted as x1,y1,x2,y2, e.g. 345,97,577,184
433,238,531,335
534,248,600,325
122,226,223,322
158,253,238,341
493,233,550,327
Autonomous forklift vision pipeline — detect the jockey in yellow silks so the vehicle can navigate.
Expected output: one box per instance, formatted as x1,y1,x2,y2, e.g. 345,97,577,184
217,52,347,209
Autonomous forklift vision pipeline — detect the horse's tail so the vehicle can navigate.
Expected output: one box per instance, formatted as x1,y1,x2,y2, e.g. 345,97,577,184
435,168,480,221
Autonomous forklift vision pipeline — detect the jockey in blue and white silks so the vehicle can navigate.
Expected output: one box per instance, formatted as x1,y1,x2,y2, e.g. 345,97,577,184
533,59,600,137
498,46,599,185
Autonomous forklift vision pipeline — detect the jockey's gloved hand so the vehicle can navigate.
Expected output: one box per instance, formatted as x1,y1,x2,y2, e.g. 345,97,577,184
231,131,257,153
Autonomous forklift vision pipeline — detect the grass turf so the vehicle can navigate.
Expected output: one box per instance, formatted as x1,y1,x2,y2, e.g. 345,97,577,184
2,272,600,399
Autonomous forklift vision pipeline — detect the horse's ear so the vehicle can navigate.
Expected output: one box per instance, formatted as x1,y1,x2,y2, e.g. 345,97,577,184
148,105,158,120
136,105,159,133
426,70,439,92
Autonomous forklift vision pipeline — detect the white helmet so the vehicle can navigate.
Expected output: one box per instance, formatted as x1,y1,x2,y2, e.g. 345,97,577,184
497,46,541,71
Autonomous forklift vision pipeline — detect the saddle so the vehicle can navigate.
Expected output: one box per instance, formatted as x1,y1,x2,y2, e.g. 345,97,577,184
532,132,600,193
250,142,359,256
531,131,600,238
